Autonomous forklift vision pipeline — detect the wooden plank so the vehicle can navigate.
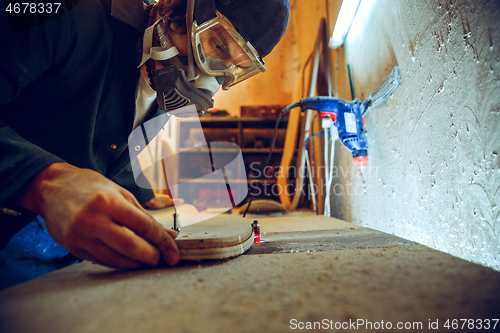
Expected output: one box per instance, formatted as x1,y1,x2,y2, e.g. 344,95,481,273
175,215,252,250
311,113,325,214
277,61,305,209
148,207,253,260
238,199,287,215
179,235,253,260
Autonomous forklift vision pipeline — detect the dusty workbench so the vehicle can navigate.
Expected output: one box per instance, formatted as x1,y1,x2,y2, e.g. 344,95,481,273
1,212,499,333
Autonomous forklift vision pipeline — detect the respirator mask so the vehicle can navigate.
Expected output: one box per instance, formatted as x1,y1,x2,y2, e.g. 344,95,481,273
138,0,267,117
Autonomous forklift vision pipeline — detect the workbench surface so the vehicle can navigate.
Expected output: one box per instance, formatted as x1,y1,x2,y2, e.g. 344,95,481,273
1,212,499,333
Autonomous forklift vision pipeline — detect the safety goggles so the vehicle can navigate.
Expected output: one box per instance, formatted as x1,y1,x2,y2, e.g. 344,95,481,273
191,11,267,90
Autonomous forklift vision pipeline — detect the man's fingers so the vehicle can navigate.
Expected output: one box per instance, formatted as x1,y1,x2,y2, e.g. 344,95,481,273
142,194,173,209
142,194,185,210
96,223,161,266
173,198,184,206
111,203,180,266
71,242,144,269
165,228,179,239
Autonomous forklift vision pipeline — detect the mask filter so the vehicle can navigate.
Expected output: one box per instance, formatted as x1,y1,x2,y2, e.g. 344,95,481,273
140,15,222,117
153,64,215,117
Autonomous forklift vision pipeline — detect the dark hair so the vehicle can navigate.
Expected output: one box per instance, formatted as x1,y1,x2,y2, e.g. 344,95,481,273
156,0,187,21
156,0,188,33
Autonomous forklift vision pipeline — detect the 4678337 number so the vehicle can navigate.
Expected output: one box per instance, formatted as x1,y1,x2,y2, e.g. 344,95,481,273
444,319,498,330
5,2,61,14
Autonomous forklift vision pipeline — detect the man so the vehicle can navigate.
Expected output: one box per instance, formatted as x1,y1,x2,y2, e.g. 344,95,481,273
0,0,289,287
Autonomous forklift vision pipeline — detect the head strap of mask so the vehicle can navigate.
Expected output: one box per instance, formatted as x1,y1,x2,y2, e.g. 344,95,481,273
138,0,214,117
185,0,196,81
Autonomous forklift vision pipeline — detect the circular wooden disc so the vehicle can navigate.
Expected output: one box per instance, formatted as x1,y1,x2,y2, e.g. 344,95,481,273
176,215,253,250
238,199,287,214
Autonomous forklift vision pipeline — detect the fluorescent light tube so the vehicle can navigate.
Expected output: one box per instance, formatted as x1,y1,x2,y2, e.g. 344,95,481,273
329,0,362,49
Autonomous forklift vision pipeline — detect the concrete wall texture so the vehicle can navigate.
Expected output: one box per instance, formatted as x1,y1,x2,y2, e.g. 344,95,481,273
342,0,500,270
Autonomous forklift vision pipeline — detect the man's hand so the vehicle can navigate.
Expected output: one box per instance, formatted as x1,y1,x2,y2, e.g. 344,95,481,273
16,162,180,268
142,193,184,210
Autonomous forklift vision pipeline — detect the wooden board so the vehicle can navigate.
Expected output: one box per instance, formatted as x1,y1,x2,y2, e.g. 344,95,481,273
277,60,305,210
238,199,287,215
178,235,254,260
147,205,254,260
175,214,253,260
311,113,325,214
